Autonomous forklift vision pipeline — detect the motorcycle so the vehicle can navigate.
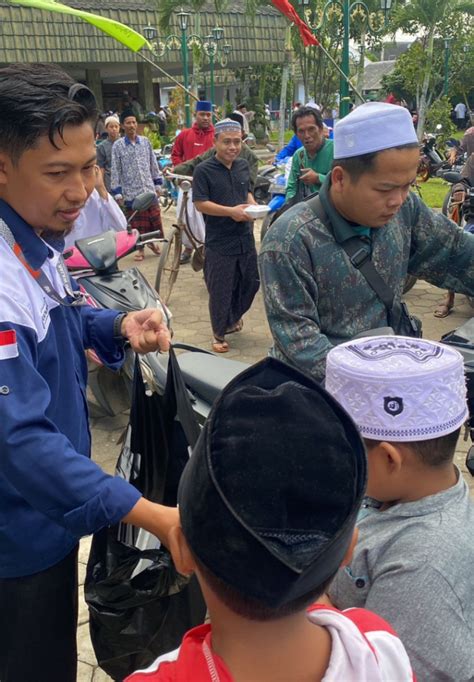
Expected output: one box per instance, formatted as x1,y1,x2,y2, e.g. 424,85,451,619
260,166,289,242
254,164,278,205
65,193,248,420
154,144,177,211
417,126,447,182
441,317,474,476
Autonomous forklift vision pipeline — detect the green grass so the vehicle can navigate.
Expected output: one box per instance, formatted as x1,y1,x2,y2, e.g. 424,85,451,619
417,177,449,209
268,129,294,145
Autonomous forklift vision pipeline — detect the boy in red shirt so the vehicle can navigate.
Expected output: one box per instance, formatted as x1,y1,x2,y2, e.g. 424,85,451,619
127,358,415,682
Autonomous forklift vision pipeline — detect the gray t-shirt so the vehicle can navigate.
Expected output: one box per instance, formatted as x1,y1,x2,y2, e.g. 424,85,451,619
96,138,115,191
329,472,474,681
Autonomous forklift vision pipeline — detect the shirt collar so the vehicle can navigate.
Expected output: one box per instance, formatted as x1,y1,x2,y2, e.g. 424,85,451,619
124,135,141,145
0,199,53,269
319,176,370,241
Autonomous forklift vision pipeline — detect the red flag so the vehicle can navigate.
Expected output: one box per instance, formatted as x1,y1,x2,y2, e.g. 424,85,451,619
271,0,319,46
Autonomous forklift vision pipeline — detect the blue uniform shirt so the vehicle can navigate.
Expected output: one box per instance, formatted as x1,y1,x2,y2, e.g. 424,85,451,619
0,200,141,578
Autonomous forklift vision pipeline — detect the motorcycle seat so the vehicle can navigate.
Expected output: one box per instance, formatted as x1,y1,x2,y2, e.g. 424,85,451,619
177,352,249,405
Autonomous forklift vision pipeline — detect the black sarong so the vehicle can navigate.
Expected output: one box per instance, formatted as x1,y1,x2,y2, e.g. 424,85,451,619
204,246,259,338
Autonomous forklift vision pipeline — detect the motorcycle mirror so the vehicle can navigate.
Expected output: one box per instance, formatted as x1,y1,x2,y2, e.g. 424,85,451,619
131,191,156,212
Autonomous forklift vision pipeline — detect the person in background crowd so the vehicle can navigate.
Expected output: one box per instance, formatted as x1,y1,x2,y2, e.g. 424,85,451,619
454,101,468,130
173,112,259,198
96,114,120,192
193,119,259,353
111,109,163,261
171,101,215,264
285,106,334,203
233,103,250,135
64,165,126,250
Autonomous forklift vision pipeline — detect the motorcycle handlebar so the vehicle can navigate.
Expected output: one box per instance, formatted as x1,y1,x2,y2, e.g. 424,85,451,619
139,230,163,241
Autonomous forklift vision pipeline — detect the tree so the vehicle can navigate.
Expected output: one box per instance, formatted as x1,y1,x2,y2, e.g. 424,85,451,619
388,0,474,139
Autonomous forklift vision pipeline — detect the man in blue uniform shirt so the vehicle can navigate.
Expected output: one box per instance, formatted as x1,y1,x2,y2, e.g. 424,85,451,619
0,63,175,682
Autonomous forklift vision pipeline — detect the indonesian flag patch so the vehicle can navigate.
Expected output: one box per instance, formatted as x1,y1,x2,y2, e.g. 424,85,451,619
0,330,19,360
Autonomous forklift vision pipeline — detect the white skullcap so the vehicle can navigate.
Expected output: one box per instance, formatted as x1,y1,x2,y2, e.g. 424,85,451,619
215,118,242,135
105,115,120,128
325,336,468,442
334,102,418,159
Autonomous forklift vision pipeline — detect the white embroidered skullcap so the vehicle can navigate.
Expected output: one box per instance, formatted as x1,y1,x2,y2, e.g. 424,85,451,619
333,102,418,159
215,118,242,135
325,336,468,442
105,115,120,128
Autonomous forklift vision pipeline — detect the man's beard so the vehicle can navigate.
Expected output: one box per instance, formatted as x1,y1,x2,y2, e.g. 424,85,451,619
41,225,74,242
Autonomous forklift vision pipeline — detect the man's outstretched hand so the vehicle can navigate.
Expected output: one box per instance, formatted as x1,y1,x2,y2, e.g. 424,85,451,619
121,309,171,354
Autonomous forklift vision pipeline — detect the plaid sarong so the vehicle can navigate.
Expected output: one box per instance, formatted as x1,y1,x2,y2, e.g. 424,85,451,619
126,201,163,236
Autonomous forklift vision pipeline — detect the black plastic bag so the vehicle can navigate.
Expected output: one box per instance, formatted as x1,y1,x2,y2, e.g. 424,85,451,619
85,348,206,681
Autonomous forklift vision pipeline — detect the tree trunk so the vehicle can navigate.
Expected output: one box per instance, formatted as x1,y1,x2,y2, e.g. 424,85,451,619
279,27,292,149
416,27,436,141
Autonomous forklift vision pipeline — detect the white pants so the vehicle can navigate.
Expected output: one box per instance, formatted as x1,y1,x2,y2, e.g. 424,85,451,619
177,188,206,249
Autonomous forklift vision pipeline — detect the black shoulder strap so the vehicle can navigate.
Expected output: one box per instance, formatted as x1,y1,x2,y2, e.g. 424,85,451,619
305,194,394,311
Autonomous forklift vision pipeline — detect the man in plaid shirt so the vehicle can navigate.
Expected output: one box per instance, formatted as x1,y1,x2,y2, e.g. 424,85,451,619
111,109,163,260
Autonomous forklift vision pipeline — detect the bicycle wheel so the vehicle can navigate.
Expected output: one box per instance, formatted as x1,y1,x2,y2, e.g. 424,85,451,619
155,225,182,304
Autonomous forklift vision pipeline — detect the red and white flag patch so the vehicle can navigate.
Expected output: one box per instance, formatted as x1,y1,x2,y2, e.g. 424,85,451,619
0,330,19,360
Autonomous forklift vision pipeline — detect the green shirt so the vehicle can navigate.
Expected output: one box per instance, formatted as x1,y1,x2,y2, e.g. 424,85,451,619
285,139,334,201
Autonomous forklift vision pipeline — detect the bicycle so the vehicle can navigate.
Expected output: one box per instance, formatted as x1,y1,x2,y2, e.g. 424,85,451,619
155,173,204,304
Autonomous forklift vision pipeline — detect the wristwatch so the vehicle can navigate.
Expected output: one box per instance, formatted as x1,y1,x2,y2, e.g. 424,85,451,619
113,312,128,342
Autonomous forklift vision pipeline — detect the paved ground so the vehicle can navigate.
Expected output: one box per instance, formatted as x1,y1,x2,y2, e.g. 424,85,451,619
78,210,474,680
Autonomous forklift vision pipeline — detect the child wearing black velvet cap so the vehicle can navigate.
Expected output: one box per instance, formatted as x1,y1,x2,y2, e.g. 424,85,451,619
126,358,415,682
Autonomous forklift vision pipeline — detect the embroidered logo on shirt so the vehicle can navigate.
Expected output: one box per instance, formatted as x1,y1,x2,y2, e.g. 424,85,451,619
0,329,19,360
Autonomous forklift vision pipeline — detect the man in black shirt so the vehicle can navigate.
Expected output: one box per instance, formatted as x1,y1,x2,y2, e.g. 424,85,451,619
193,119,259,352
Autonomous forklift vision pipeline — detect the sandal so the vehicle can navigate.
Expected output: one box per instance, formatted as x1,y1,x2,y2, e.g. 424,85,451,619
134,251,145,261
434,303,454,318
434,293,455,318
212,337,229,353
225,319,243,334
147,242,161,256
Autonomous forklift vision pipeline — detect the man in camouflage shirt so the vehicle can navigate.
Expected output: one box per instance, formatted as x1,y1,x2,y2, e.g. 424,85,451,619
259,102,474,381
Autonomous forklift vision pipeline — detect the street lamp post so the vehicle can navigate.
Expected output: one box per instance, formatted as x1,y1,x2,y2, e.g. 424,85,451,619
144,15,227,127
177,10,191,127
299,0,393,118
204,26,224,110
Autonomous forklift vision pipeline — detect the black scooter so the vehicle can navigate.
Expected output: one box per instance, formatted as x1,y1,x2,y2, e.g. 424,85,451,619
65,193,247,419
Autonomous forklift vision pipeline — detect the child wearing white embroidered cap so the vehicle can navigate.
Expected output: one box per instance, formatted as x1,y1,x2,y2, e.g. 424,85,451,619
325,335,474,682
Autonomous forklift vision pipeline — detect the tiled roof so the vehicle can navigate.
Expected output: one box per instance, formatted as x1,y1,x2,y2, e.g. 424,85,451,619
363,60,396,91
0,0,286,66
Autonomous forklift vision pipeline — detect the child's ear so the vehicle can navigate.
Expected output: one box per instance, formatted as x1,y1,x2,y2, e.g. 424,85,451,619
168,525,196,577
375,441,403,475
341,527,358,567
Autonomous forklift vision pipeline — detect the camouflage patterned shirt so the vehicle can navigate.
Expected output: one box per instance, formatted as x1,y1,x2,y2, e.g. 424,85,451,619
259,177,474,381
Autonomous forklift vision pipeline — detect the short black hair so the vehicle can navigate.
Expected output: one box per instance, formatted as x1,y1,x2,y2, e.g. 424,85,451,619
292,106,323,133
195,554,337,622
333,142,420,181
365,427,461,468
0,63,98,162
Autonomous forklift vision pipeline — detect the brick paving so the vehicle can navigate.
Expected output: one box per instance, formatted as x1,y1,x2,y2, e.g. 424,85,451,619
78,210,474,680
